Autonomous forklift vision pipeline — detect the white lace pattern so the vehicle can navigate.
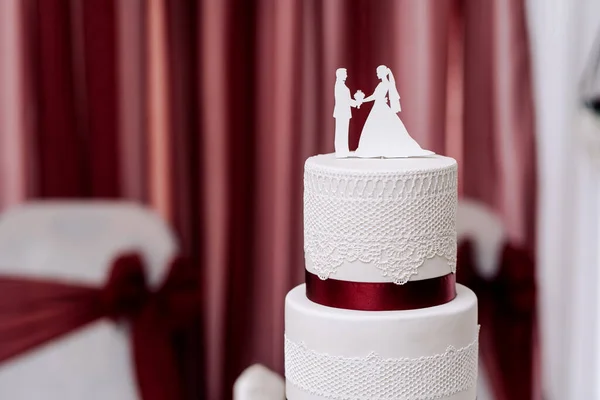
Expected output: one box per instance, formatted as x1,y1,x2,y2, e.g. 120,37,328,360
304,160,458,284
284,330,479,400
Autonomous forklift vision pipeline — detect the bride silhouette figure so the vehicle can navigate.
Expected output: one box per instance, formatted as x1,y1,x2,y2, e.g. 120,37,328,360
355,65,434,158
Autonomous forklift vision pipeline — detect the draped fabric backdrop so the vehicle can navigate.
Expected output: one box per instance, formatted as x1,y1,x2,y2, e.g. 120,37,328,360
0,0,536,399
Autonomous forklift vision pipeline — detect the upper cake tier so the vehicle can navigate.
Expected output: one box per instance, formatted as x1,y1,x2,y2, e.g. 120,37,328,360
304,153,457,284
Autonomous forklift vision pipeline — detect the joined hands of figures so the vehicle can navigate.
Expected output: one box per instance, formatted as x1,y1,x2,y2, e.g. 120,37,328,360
354,90,365,109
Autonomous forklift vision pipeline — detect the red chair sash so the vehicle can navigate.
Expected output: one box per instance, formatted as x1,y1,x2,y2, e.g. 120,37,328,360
457,240,536,400
0,253,200,400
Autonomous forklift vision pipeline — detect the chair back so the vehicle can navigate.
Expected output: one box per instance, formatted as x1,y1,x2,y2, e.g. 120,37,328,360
0,201,177,400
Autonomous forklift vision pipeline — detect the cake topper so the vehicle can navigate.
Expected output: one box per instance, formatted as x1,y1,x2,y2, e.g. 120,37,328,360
333,65,434,158
333,68,361,158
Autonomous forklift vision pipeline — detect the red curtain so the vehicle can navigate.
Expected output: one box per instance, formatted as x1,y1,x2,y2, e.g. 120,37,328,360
0,0,536,399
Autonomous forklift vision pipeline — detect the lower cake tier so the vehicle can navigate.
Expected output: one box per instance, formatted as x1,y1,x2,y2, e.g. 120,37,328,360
284,284,478,400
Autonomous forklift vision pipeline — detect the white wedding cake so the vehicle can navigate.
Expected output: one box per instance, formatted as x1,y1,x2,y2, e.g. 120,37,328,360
284,154,479,400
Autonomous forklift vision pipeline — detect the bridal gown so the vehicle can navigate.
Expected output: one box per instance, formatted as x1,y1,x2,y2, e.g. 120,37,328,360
355,82,434,158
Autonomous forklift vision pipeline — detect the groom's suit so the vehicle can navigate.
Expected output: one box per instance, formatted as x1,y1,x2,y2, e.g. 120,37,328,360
333,81,356,156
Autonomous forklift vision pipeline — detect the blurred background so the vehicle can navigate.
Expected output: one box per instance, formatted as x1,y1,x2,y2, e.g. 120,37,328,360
0,0,599,399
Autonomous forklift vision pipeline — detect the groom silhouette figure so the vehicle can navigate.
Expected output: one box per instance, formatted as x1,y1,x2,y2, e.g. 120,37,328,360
333,68,360,157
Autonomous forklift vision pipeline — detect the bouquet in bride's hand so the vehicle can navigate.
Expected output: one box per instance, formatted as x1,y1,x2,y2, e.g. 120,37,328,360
354,90,365,109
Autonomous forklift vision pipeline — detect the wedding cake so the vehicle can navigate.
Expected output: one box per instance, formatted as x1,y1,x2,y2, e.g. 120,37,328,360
284,67,478,400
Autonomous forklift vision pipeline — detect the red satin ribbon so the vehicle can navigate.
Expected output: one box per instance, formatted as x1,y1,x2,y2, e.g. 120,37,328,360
305,270,456,311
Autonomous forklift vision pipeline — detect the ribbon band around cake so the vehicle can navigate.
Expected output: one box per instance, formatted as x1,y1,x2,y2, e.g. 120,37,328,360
305,270,456,311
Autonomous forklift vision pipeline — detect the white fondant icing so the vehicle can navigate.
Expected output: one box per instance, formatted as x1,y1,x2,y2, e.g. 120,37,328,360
306,255,451,283
284,284,478,400
304,154,457,284
286,383,474,400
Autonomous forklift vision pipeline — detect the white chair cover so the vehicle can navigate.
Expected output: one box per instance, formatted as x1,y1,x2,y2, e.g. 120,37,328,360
234,364,285,400
457,199,506,400
457,199,505,280
0,201,178,400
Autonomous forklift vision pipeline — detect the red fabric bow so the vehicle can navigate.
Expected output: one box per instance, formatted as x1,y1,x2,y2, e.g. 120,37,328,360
457,240,536,400
0,253,200,400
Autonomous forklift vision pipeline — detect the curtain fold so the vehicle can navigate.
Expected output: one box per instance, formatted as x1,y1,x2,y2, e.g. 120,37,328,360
0,0,28,208
198,1,231,398
0,1,537,399
117,0,146,203
80,0,122,197
33,0,82,197
462,0,537,250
